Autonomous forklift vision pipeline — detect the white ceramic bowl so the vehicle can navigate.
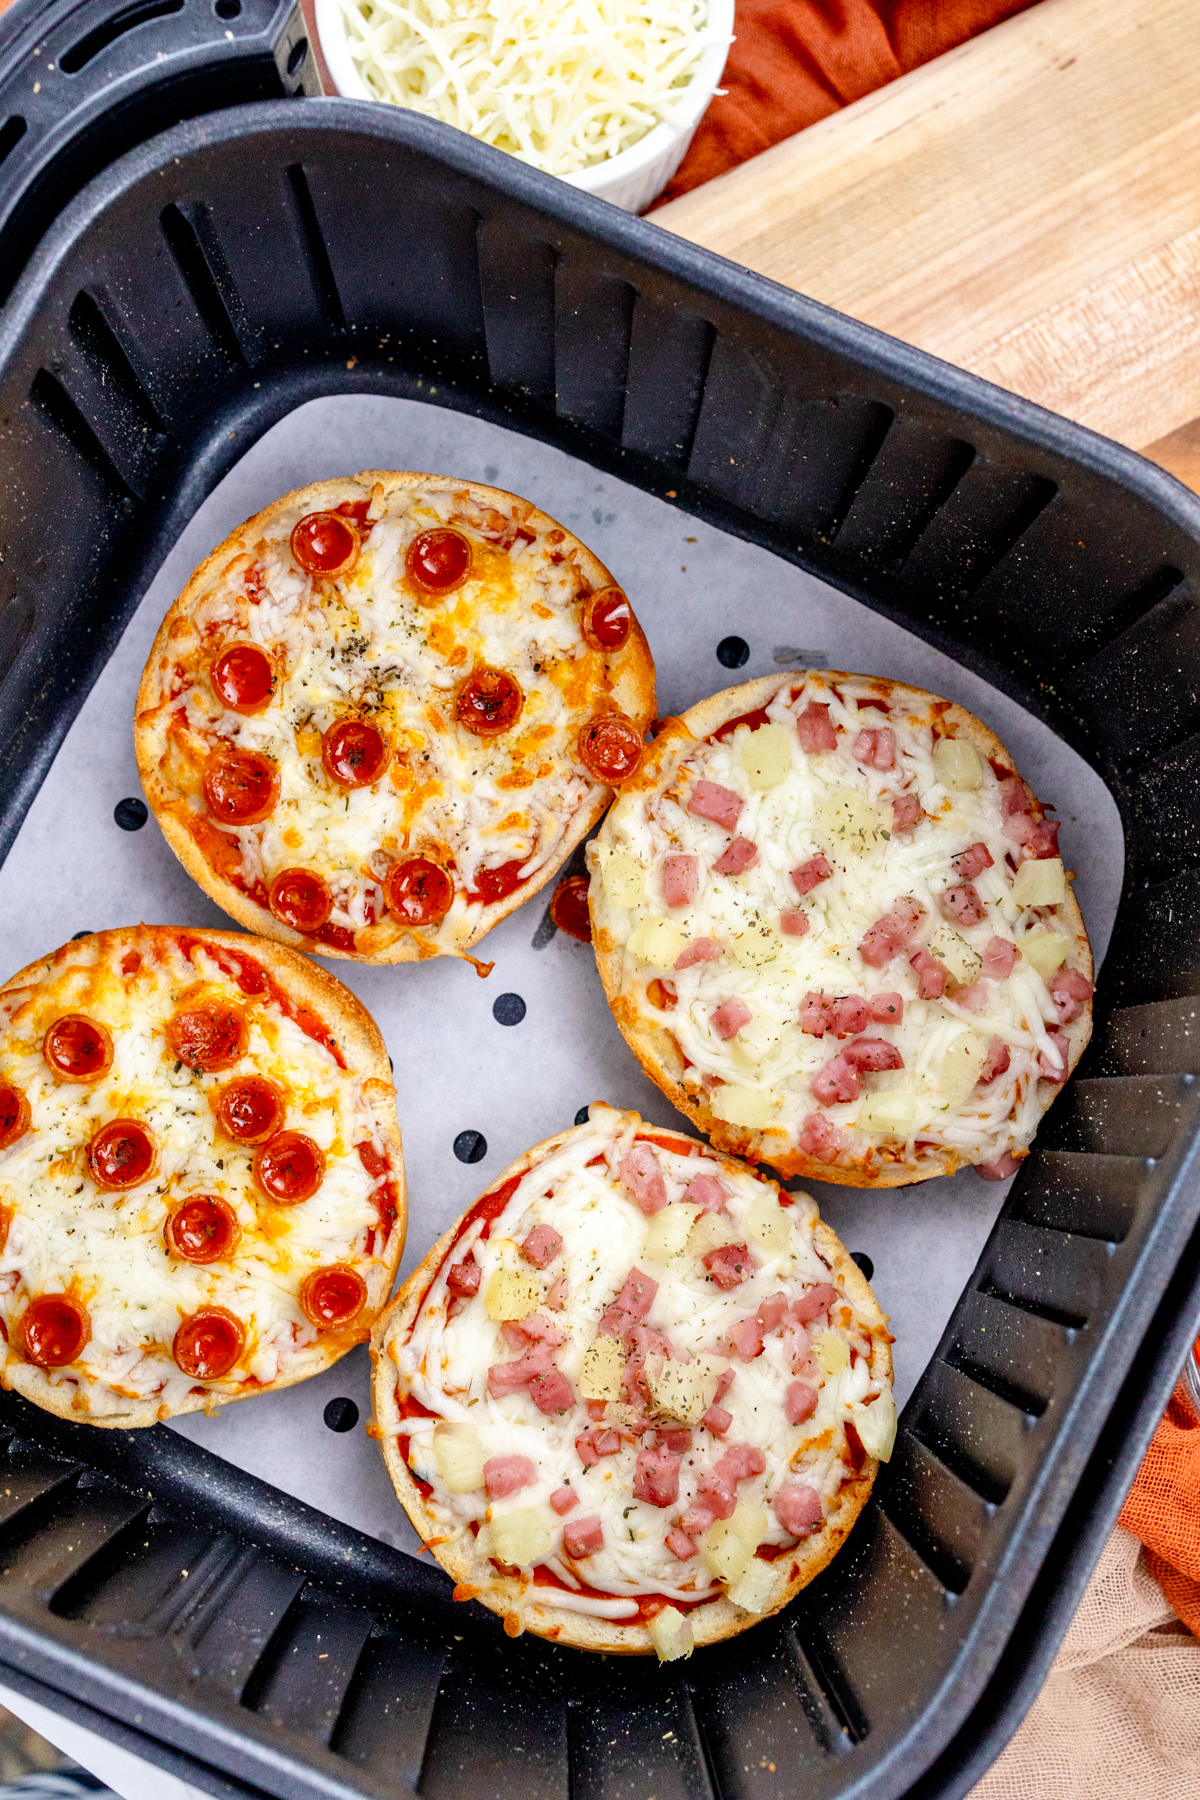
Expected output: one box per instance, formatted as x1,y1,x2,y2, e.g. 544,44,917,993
313,0,733,213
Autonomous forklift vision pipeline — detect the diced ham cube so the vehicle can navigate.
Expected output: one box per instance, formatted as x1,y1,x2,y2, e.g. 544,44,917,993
633,1447,681,1507
575,1427,622,1467
979,1036,1011,1084
550,1487,579,1515
704,1244,756,1289
1049,968,1093,1023
696,1466,736,1519
563,1516,605,1559
688,780,743,830
978,1150,1022,1181
780,908,809,937
998,776,1030,818
952,842,994,880
869,992,903,1025
666,1528,697,1561
982,936,1018,980
675,936,723,970
1027,818,1061,859
781,1322,810,1371
786,1381,819,1425
796,702,837,753
488,1342,553,1396
484,1454,538,1499
910,944,947,999
599,1268,658,1337
953,982,988,1013
797,1113,850,1162
791,855,832,896
681,1504,715,1536
811,1054,860,1105
713,835,759,876
775,1481,825,1536
941,883,987,928
714,1368,736,1402
660,1427,693,1453
859,899,923,967
502,1314,566,1350
703,1404,733,1436
619,1145,668,1215
529,1369,574,1414
718,1443,766,1482
793,1283,837,1323
842,1036,904,1074
1038,1027,1070,1084
828,995,870,1038
682,1172,727,1212
800,992,833,1037
891,794,922,833
663,854,698,907
711,997,753,1040
757,1293,789,1333
731,1317,764,1361
521,1224,562,1268
447,1258,481,1296
546,1277,568,1311
1003,811,1037,849
853,726,896,770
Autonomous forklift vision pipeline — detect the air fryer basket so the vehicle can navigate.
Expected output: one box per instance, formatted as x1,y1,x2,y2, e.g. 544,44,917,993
1,96,1200,1800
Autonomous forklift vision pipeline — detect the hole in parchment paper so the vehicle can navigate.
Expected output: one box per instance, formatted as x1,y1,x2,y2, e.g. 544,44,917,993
72,930,93,940
454,1130,487,1164
114,796,148,831
574,1106,590,1126
493,993,526,1026
717,636,749,669
851,1251,875,1280
323,1397,358,1432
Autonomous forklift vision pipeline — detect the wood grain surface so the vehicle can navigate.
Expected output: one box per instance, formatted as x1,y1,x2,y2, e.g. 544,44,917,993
653,0,1200,472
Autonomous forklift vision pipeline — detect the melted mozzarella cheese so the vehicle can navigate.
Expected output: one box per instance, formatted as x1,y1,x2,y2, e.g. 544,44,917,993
592,674,1090,1174
393,1106,888,1607
0,933,390,1418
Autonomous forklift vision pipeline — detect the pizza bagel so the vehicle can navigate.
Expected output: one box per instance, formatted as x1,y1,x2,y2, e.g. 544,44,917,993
371,1104,893,1657
588,672,1094,1187
135,472,655,965
0,926,404,1425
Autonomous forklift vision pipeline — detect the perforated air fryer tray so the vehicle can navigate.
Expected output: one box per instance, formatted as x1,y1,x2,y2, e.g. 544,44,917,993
2,69,1200,1800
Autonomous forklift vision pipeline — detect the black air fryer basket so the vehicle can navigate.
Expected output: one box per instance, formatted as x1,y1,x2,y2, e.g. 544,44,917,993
2,12,1200,1799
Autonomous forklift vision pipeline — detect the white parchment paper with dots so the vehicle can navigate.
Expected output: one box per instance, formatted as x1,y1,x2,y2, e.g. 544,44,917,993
0,395,1124,1558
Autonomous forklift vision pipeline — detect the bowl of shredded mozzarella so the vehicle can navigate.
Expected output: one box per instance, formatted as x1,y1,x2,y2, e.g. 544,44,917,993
314,0,734,212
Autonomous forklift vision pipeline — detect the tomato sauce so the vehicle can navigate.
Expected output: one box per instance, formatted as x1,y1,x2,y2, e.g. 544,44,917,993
175,934,347,1068
712,705,773,743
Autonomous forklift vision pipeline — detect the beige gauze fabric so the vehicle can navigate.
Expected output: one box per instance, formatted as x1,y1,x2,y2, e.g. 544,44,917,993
970,1526,1200,1799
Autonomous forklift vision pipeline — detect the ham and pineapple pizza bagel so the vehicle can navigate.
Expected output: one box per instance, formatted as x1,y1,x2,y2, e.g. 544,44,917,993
134,471,655,965
0,926,404,1426
588,672,1094,1188
371,1104,893,1658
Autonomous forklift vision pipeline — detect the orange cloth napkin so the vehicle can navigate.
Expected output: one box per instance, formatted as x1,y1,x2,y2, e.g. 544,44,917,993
661,0,1039,203
1120,1371,1200,1638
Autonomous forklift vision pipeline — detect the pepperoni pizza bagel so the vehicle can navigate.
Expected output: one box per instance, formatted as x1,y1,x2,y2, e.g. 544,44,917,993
372,1104,893,1657
588,672,1094,1188
135,473,655,964
0,926,404,1425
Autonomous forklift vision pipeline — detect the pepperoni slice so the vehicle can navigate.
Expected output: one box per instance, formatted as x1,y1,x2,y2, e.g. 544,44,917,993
21,1294,90,1368
173,1308,245,1380
457,666,522,737
0,1084,31,1151
254,1131,325,1204
87,1119,158,1190
300,1265,367,1330
203,749,279,825
43,1016,113,1082
269,868,333,933
215,1075,285,1144
322,719,390,788
291,511,360,578
582,587,632,651
167,1004,248,1073
384,858,453,926
406,527,471,594
550,875,592,943
211,644,276,714
578,713,644,784
166,1195,241,1264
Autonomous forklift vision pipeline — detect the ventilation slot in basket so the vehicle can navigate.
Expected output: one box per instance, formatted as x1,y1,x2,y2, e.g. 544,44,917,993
1041,1073,1199,1160
621,295,713,467
1011,1150,1148,1242
790,1623,871,1747
60,0,184,73
831,418,975,572
242,1585,374,1742
330,1627,447,1792
1059,576,1194,770
878,1435,993,1596
1099,996,1200,1078
477,217,556,407
28,369,138,503
0,594,35,695
285,165,346,335
0,117,26,171
895,461,1057,605
159,203,251,369
554,259,635,441
178,1547,304,1699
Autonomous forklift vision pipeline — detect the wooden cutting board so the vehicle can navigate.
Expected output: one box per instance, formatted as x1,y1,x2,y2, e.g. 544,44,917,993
652,0,1200,490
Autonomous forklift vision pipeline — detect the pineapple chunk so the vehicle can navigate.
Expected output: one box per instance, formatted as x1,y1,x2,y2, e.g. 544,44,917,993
851,1391,898,1462
628,916,690,969
1023,930,1071,978
744,1192,791,1255
641,1201,702,1264
929,924,982,988
938,1031,989,1105
644,1352,726,1424
709,1085,773,1128
1011,856,1067,907
702,1501,768,1583
727,1556,782,1614
485,1268,540,1322
737,722,793,790
730,924,785,969
596,846,647,908
815,789,886,856
686,1210,741,1259
579,1335,625,1402
932,737,982,791
813,1330,849,1375
731,1017,784,1066
486,1508,551,1569
432,1421,485,1495
649,1605,694,1663
859,1090,916,1136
